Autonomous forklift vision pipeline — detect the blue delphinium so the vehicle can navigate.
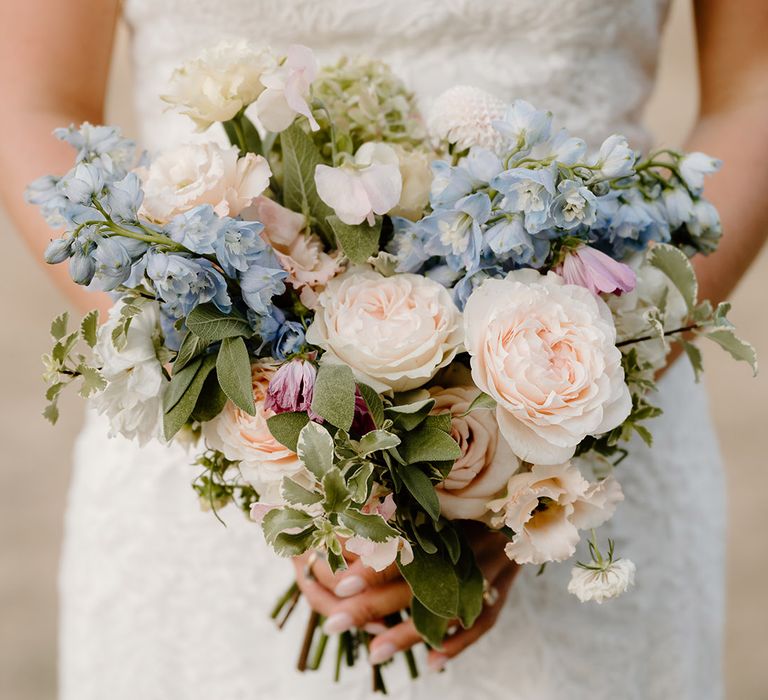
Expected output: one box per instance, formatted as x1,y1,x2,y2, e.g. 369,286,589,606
54,123,137,178
213,218,268,278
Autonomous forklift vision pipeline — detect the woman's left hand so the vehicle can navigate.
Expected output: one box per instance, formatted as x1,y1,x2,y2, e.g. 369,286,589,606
292,528,519,671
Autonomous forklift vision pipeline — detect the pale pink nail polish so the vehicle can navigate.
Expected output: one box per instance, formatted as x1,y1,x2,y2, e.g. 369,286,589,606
368,642,397,665
428,654,448,673
363,622,389,635
323,612,354,635
334,575,366,598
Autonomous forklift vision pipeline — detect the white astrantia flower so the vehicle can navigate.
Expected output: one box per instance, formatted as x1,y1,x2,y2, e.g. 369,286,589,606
92,301,168,446
568,558,636,603
428,85,507,152
315,143,402,226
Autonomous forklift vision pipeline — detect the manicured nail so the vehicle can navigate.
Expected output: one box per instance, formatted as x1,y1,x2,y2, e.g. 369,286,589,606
368,642,397,665
363,622,389,635
334,575,366,598
428,654,448,673
323,612,354,635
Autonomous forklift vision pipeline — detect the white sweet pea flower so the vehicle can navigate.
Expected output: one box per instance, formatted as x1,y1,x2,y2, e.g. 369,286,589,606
568,558,636,603
314,143,402,226
678,151,721,192
345,534,414,572
255,44,319,132
594,134,636,178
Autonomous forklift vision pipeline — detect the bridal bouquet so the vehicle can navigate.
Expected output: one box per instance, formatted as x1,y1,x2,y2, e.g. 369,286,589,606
31,42,755,688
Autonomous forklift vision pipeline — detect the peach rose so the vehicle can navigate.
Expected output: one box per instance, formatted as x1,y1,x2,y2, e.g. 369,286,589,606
429,384,520,520
464,269,631,465
139,142,271,223
203,361,308,490
305,268,463,392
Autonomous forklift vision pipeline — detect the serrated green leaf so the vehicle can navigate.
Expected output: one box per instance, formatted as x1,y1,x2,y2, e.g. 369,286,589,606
281,477,322,506
216,336,256,415
356,430,401,457
80,310,99,348
296,421,335,479
322,469,351,513
705,328,758,376
400,426,462,465
459,391,497,416
52,332,79,365
174,332,209,372
50,312,69,340
347,462,374,503
411,598,449,650
399,466,440,521
311,363,356,430
186,304,252,342
681,339,704,382
164,357,203,412
43,402,59,425
267,412,310,452
358,384,384,428
398,547,460,618
647,243,698,312
339,509,398,543
326,215,381,264
163,355,216,440
45,382,66,402
77,366,106,398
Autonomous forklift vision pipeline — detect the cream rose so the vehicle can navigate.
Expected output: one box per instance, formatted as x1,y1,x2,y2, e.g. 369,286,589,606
162,41,275,130
139,142,271,223
203,362,308,489
306,269,463,392
464,269,631,465
390,145,432,221
430,384,519,520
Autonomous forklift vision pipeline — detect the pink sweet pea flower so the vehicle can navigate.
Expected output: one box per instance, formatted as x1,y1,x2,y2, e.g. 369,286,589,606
559,245,636,296
265,359,318,417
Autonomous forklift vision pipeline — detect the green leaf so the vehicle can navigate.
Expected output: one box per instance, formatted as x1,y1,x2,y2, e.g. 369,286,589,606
271,528,317,557
399,466,441,521
346,462,374,503
400,426,462,464
77,365,106,398
164,357,203,412
80,310,99,348
50,312,69,340
43,402,59,425
186,304,252,342
647,243,698,312
339,509,398,543
422,413,452,433
280,123,334,244
438,525,461,566
163,355,216,440
385,399,435,431
174,332,209,372
681,339,704,382
311,363,356,430
705,328,758,376
358,384,384,428
456,542,485,628
45,382,65,402
281,477,322,506
411,598,449,650
356,430,401,457
326,215,381,264
52,332,79,365
222,112,263,156
398,547,460,618
262,507,316,556
267,412,310,452
190,370,228,422
460,391,497,416
296,421,335,479
216,336,256,415
322,469,351,513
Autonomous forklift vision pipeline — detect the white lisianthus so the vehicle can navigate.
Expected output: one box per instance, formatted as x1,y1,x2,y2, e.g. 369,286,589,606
428,85,507,152
464,269,632,465
315,143,402,226
162,41,276,130
593,134,636,179
390,145,432,221
139,142,271,223
255,44,319,132
568,559,636,603
678,151,721,193
92,301,167,446
306,268,463,392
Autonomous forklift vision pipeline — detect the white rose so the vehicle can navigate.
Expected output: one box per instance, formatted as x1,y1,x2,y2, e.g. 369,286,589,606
306,268,463,392
568,559,636,603
138,142,271,223
464,269,632,465
315,142,402,226
390,145,432,221
162,41,276,130
429,383,520,520
92,301,167,446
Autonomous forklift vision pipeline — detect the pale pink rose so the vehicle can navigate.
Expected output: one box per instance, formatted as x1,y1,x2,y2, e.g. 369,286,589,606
315,143,402,226
139,142,271,223
430,385,520,520
464,269,631,465
346,535,414,572
558,245,636,296
305,268,463,393
203,361,307,488
249,196,342,305
255,44,319,132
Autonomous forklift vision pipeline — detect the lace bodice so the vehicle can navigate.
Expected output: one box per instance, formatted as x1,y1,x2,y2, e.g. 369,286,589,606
123,0,669,152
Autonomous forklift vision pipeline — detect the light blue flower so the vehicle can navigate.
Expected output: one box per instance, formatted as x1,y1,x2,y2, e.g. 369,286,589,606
44,237,73,265
528,128,587,166
464,148,504,182
58,163,105,205
484,214,537,262
551,179,598,230
248,307,283,353
55,123,136,178
146,250,231,318
662,188,694,228
387,217,431,273
452,266,502,310
159,306,185,352
68,253,96,285
423,192,491,271
165,205,220,255
424,264,462,288
239,264,287,316
105,172,144,222
429,160,476,208
491,166,556,233
213,218,267,278
273,320,306,360
492,100,552,151
91,237,135,291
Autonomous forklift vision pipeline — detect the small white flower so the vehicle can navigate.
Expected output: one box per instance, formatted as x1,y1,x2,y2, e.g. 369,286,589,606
428,85,507,152
663,188,694,227
345,535,414,572
594,134,636,179
679,152,721,192
568,559,636,603
314,142,402,226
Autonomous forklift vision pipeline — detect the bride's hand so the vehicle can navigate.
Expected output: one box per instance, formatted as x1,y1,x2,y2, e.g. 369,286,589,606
292,528,519,670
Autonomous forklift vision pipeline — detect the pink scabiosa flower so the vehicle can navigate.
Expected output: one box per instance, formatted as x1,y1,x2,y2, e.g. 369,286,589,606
264,359,317,417
559,245,636,296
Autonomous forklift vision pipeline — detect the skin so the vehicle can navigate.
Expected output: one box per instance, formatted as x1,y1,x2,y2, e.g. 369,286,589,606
1,0,766,671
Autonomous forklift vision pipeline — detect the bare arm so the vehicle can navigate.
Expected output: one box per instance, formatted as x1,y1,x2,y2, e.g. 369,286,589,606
0,0,120,314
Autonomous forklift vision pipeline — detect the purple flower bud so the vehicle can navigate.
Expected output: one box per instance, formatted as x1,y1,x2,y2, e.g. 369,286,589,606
351,389,376,436
559,245,636,296
265,359,318,417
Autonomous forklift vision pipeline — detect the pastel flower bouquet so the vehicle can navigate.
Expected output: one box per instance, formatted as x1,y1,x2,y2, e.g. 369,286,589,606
31,42,756,688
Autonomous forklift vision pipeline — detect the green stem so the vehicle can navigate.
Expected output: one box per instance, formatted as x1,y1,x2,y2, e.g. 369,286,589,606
616,323,700,348
309,631,329,670
270,580,300,620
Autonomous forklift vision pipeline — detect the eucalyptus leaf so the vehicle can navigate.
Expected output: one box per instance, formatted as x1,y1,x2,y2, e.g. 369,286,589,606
216,336,256,415
398,548,460,618
267,412,310,452
326,215,381,264
411,599,449,650
647,243,698,312
186,304,252,342
311,363,356,430
296,421,335,479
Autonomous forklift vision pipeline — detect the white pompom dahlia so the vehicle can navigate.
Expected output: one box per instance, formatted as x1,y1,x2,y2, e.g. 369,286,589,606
428,85,507,152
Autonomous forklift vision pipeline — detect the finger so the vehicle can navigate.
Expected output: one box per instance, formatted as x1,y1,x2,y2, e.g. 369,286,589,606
291,556,340,618
322,579,412,635
327,558,402,598
367,618,422,665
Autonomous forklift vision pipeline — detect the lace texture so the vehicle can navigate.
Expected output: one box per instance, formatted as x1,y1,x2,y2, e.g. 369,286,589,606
60,2,725,698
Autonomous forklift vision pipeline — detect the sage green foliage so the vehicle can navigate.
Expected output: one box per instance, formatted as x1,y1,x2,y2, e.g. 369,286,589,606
326,215,381,264
310,363,357,430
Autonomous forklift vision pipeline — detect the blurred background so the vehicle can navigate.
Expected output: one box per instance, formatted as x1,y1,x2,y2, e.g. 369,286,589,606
1,1,766,697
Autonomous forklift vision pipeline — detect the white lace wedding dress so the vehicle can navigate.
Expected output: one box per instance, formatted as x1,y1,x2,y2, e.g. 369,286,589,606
59,1,726,698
